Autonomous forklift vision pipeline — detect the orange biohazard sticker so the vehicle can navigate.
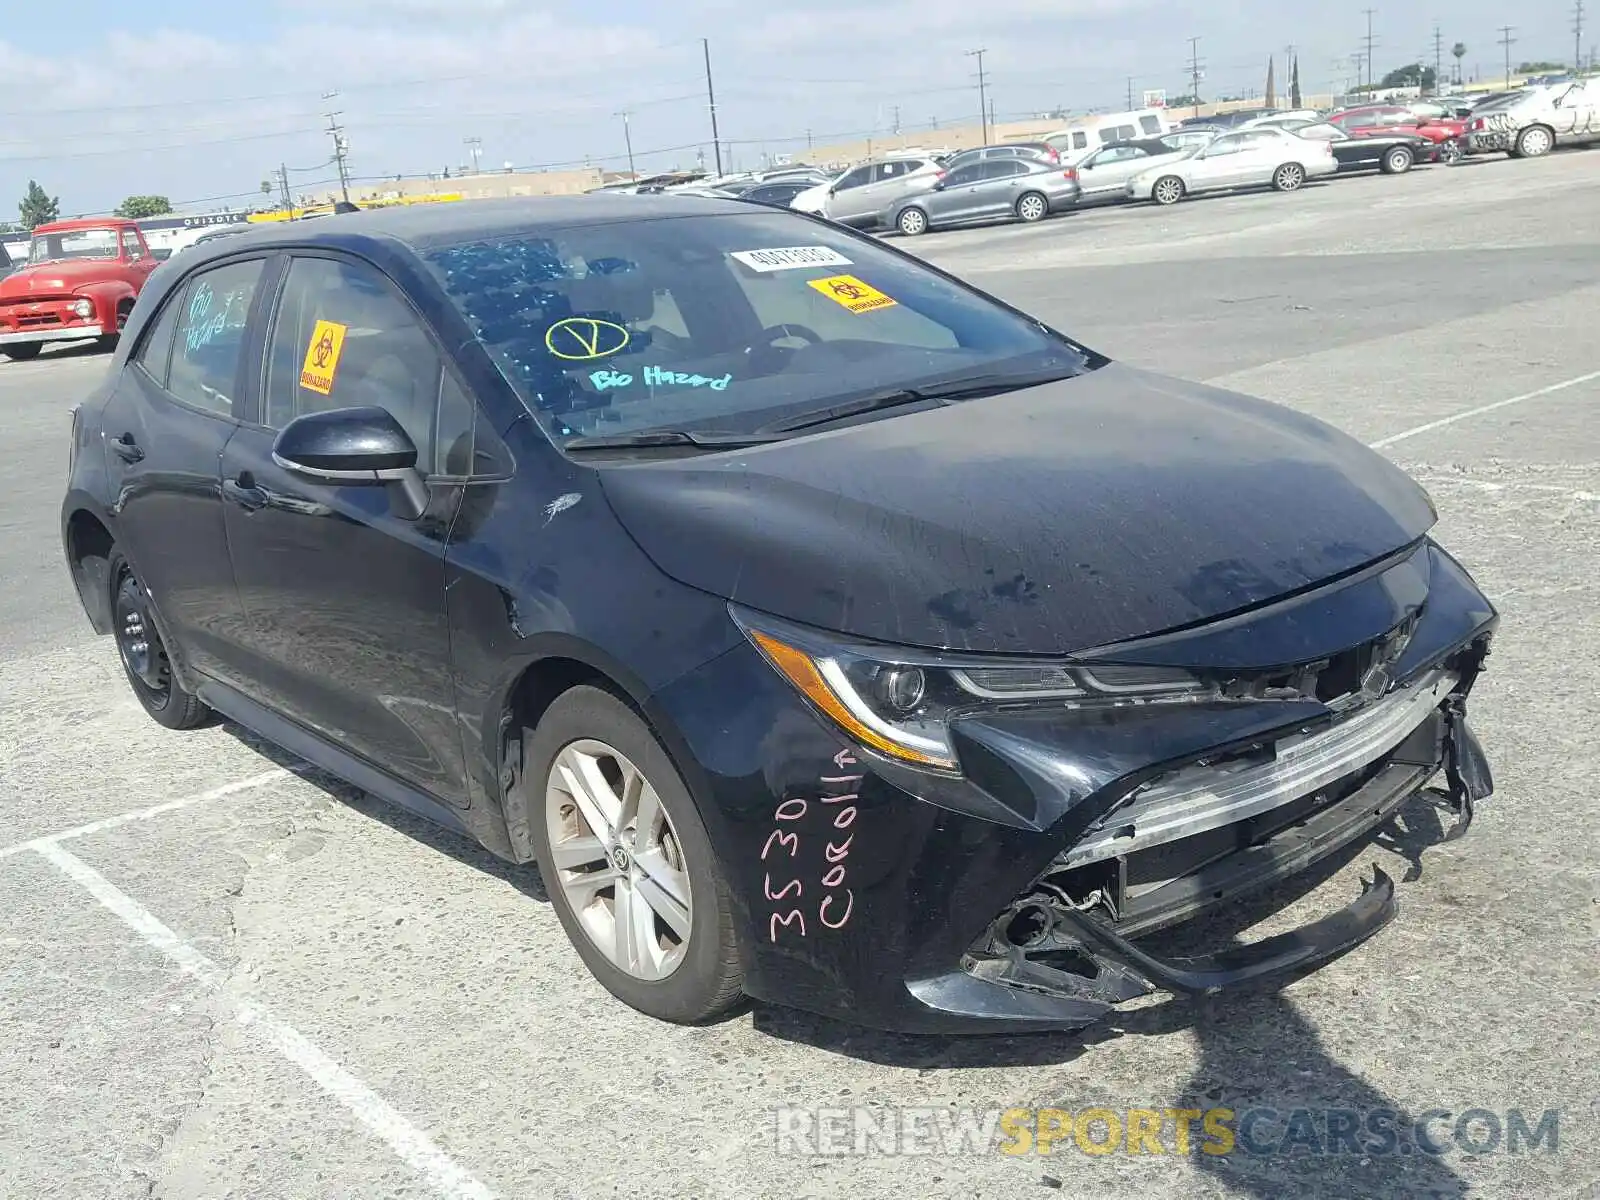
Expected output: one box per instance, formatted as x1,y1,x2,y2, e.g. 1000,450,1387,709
806,274,898,314
299,320,348,395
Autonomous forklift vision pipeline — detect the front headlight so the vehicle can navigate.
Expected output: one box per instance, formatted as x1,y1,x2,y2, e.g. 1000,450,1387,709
70,298,93,319
733,608,1208,771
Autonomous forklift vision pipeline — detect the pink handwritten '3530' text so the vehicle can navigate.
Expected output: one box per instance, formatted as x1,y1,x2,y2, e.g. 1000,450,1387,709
762,748,860,942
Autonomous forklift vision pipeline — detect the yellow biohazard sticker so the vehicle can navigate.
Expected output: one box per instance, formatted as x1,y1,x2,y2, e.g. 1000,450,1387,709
806,274,898,314
299,320,348,395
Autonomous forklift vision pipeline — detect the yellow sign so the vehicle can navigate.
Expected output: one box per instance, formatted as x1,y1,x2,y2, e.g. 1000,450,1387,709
807,274,897,314
299,320,348,395
545,317,631,361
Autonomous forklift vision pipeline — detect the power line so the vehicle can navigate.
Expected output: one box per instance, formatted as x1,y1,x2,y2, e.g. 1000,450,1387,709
1498,24,1518,87
965,49,990,143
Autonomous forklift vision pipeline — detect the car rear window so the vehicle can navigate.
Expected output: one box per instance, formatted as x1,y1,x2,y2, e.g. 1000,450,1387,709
424,212,1086,440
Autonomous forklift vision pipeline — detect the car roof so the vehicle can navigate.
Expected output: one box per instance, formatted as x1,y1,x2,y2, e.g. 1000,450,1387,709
33,216,141,234
174,194,767,270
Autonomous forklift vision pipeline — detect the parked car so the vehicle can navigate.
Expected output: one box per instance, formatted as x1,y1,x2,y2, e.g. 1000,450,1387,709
943,142,1061,172
1327,104,1466,163
1070,138,1195,205
1159,128,1223,152
1466,78,1600,157
1127,127,1338,205
61,195,1497,1034
0,240,13,279
821,156,945,229
1239,109,1327,129
0,217,159,360
1044,108,1172,163
737,180,817,208
1297,125,1434,173
889,158,1080,234
1179,108,1280,131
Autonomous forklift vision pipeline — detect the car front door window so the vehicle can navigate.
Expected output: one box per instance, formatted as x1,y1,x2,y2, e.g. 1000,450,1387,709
262,256,446,471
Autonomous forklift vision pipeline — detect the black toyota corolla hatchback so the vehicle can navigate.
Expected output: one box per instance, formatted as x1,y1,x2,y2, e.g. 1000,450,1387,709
61,197,1496,1034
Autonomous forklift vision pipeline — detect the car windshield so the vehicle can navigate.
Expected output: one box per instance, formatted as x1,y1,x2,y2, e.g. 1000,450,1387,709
424,211,1090,442
29,227,120,264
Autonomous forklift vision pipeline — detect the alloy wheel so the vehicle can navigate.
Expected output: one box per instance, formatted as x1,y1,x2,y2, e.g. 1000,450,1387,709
1276,164,1305,191
545,739,693,982
898,208,927,236
1017,194,1047,222
1153,177,1184,206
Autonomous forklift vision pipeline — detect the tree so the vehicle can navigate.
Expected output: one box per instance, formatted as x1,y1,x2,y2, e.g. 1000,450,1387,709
1380,63,1438,90
112,195,173,219
1516,61,1568,73
18,180,59,229
1290,56,1303,108
1169,93,1200,108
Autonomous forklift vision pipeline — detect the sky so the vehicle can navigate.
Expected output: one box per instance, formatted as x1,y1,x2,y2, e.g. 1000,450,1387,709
0,0,1586,215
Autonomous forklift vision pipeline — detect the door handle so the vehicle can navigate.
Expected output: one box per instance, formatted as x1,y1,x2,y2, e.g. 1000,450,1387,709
223,477,268,512
110,433,143,463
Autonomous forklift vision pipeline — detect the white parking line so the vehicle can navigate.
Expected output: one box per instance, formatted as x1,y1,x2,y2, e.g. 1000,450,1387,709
1372,369,1600,448
0,768,297,860
33,840,496,1200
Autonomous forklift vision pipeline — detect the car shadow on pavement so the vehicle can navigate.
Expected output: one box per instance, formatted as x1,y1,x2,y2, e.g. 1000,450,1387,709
223,722,549,903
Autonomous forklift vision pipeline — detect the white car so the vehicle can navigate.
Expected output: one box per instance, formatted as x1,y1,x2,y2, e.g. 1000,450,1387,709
1126,127,1338,206
790,173,842,214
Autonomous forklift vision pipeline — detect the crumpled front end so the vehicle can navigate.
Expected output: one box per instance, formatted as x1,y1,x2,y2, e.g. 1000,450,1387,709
656,537,1497,1035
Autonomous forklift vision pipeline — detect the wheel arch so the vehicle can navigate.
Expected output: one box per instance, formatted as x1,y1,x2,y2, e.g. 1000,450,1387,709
492,637,717,865
63,501,117,634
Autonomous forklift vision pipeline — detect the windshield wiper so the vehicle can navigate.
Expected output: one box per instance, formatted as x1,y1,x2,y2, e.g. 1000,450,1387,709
563,429,788,451
761,369,1079,435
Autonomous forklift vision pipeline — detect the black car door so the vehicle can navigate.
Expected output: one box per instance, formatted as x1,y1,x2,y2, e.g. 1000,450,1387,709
98,256,270,680
218,251,471,803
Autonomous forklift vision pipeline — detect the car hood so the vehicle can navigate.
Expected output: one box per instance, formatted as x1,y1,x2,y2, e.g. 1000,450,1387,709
596,364,1436,655
0,260,117,297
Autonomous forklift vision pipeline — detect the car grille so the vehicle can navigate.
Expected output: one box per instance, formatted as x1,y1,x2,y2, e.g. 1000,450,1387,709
1057,669,1456,868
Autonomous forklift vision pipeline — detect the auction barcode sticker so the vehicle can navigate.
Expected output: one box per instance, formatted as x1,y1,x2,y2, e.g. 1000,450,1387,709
729,246,854,272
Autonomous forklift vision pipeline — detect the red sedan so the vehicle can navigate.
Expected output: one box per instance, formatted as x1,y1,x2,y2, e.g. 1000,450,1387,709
1327,104,1468,163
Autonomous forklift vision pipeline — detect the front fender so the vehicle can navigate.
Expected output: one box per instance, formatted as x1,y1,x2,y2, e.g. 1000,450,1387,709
72,281,136,324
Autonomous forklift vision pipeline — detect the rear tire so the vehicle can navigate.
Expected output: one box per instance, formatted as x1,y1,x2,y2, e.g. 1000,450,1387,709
1,344,41,361
109,549,211,730
526,686,745,1025
896,206,929,236
1272,162,1306,191
1515,125,1554,158
1379,146,1414,175
1015,191,1049,222
1151,176,1186,206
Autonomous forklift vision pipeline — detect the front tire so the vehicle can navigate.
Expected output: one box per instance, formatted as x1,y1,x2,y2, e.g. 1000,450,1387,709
1439,140,1463,165
527,686,744,1025
1015,191,1049,222
109,550,211,730
896,206,929,236
1151,176,1186,206
1380,146,1415,174
1,343,41,361
1272,162,1306,191
1515,125,1554,158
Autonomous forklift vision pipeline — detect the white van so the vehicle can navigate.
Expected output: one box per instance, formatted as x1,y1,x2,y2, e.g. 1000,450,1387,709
1043,108,1173,164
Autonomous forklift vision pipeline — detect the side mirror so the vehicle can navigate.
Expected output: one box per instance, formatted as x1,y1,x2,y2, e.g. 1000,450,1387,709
931,178,948,190
272,406,428,516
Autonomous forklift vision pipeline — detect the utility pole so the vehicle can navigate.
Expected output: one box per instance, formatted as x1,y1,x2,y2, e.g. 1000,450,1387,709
988,96,997,130
1576,0,1587,75
463,136,482,174
700,38,723,175
1362,9,1378,90
891,104,901,135
275,164,292,212
1126,76,1135,109
325,111,351,202
1432,25,1444,93
966,49,990,143
1498,24,1517,86
615,111,636,178
1187,37,1204,116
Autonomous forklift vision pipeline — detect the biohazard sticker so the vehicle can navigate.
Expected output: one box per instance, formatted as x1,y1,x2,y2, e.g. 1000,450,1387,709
806,274,897,314
299,320,348,395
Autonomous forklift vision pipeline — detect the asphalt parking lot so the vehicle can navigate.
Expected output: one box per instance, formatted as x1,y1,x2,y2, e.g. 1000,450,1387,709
3,151,1598,1199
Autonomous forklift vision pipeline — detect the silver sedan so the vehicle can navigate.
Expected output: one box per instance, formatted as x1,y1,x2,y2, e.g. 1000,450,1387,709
889,159,1081,236
1126,127,1339,205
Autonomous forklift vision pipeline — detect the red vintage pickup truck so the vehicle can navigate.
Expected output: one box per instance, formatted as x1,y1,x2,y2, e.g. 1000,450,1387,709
0,217,159,360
